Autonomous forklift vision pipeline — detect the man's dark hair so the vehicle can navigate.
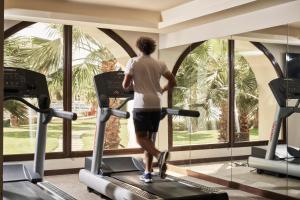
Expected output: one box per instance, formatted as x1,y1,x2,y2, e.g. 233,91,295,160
136,37,156,55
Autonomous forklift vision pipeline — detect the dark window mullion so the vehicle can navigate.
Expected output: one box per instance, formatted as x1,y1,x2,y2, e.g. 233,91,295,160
63,25,73,156
228,40,235,146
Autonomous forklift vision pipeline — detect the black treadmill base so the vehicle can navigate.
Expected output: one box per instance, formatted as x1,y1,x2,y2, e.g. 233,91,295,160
112,171,228,200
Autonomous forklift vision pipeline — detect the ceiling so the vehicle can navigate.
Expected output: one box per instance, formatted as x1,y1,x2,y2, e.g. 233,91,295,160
66,0,192,11
5,0,300,48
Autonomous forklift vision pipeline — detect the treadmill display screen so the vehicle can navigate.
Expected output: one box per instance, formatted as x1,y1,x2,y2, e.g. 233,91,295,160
286,53,300,79
94,71,133,98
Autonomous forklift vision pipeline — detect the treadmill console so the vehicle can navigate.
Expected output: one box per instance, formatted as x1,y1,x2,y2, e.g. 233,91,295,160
94,71,133,99
269,78,300,107
4,67,50,108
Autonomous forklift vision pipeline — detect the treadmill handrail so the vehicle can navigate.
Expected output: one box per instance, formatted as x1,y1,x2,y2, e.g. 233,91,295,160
50,109,77,121
111,109,130,119
4,96,50,113
4,96,77,121
161,108,200,119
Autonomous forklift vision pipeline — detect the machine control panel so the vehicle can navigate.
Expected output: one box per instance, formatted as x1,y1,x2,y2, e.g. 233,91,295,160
94,71,133,99
269,78,300,106
4,67,50,100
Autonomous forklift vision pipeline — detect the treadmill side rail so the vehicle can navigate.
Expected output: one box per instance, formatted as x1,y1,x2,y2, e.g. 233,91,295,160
3,164,42,183
248,156,300,177
79,169,161,200
38,181,77,200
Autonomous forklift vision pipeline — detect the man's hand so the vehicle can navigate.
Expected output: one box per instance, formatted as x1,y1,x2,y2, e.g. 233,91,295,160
122,74,133,91
161,71,176,93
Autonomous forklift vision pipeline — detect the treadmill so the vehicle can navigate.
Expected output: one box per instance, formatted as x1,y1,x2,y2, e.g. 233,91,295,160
79,71,229,200
249,78,300,177
3,67,78,200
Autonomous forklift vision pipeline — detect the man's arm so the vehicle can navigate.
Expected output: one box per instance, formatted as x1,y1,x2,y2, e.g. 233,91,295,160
122,74,133,90
161,71,176,93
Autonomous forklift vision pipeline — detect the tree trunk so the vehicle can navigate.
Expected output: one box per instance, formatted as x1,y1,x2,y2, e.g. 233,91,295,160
10,114,20,127
239,112,249,133
104,115,121,149
218,102,229,142
253,111,258,129
101,59,121,149
236,112,250,142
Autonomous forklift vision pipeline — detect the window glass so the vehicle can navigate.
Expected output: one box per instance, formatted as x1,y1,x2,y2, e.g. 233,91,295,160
71,26,137,151
234,40,279,142
172,39,229,146
4,23,63,154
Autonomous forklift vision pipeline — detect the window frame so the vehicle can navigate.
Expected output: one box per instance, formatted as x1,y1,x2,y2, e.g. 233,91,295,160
168,40,286,151
4,21,142,161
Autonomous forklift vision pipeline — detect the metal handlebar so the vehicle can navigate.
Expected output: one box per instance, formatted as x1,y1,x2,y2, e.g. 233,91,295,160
50,109,77,121
111,109,130,119
161,108,200,119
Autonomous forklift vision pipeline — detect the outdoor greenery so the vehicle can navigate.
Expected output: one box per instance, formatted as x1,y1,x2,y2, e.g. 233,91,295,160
4,115,257,154
173,39,258,143
173,128,259,146
80,118,129,151
4,119,63,154
4,23,123,153
4,23,260,154
4,118,129,154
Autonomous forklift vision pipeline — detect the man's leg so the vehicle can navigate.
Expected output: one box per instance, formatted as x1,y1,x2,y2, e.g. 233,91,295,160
134,111,169,179
136,132,160,160
144,132,156,173
136,132,159,183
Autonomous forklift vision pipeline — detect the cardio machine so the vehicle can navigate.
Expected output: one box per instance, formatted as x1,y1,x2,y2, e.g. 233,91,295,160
79,71,229,200
3,67,77,200
248,78,300,177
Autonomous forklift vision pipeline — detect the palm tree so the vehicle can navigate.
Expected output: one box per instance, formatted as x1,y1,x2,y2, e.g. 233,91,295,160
3,101,27,127
173,39,258,142
4,23,122,149
235,55,258,141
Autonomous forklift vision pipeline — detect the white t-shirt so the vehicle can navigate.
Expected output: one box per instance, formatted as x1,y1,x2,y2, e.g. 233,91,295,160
125,55,169,109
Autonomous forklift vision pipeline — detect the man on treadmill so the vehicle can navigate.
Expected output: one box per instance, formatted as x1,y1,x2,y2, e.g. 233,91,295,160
122,36,176,183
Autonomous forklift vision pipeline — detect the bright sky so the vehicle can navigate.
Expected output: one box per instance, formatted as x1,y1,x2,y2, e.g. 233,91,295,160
14,23,57,39
13,23,104,65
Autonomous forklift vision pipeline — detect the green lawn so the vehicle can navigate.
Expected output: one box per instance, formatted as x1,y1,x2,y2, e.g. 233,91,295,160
72,117,96,151
4,120,63,155
4,115,260,154
80,118,128,150
173,128,259,146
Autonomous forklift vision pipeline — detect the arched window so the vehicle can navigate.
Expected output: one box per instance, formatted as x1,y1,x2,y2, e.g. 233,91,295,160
4,23,64,155
4,22,138,158
170,39,283,148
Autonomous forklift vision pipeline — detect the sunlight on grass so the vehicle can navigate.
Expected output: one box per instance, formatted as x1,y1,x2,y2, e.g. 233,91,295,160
4,119,63,155
173,128,259,146
79,118,129,150
4,115,260,154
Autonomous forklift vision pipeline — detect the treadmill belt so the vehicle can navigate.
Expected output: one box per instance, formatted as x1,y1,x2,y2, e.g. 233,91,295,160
4,181,56,200
112,172,226,200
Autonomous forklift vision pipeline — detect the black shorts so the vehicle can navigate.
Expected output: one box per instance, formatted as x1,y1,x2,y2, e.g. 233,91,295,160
133,110,161,133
